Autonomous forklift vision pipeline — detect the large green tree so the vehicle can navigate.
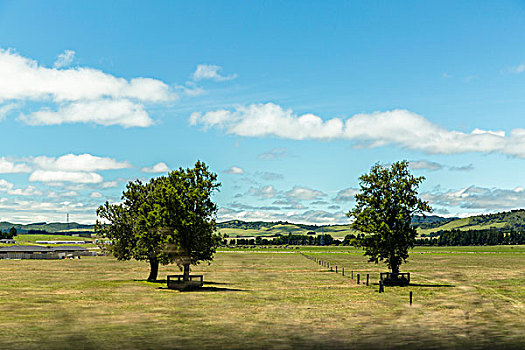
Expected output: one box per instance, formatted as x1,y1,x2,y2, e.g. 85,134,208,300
95,161,221,281
348,161,431,274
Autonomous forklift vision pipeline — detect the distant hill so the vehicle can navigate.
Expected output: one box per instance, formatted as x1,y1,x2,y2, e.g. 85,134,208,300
2,208,524,237
217,220,355,239
411,215,458,229
0,222,94,234
418,209,525,235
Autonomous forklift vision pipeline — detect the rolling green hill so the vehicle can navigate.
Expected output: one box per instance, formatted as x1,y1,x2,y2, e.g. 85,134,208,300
418,209,525,235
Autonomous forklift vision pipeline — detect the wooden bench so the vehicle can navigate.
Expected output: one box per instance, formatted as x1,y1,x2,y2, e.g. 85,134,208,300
380,272,410,286
167,274,204,291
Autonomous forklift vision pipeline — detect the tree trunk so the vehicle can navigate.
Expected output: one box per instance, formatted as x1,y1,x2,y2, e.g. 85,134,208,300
147,258,159,282
183,264,190,281
391,265,399,275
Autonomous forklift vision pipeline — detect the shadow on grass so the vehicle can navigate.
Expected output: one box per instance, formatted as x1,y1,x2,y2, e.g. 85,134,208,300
134,279,167,284
157,286,245,292
368,283,455,288
409,283,455,288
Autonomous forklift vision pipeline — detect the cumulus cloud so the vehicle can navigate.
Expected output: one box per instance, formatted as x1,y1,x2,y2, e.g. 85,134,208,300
90,192,103,198
334,188,358,202
142,162,170,173
0,179,42,196
32,154,131,172
53,50,75,68
20,99,154,127
190,103,525,158
217,206,348,225
101,181,118,188
0,198,97,223
410,160,443,171
225,166,244,175
29,170,103,184
285,186,325,201
192,64,237,81
248,185,276,199
0,49,176,127
423,185,525,210
0,157,31,173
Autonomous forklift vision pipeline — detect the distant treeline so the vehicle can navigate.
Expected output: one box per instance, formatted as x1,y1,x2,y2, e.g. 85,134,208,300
0,227,17,239
416,228,525,246
231,234,338,246
228,229,525,247
228,233,365,246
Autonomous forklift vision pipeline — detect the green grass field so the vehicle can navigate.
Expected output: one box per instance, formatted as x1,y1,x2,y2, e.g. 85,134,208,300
0,246,523,349
0,234,96,247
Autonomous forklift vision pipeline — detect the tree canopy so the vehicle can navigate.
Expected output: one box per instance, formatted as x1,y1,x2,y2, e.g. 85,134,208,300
95,161,221,281
348,161,431,274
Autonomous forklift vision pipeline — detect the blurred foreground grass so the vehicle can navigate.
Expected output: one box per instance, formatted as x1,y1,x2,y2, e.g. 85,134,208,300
0,246,523,349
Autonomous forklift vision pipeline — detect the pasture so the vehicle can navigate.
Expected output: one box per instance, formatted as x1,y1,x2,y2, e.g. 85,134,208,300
0,246,523,349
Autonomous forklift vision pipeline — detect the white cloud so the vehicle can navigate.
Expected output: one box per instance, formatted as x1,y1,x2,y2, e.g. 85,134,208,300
20,99,154,127
0,49,175,102
218,206,348,225
190,103,525,158
53,50,75,68
0,103,17,121
29,170,103,184
409,160,473,172
334,188,359,203
285,186,325,201
0,49,176,127
0,179,42,196
141,162,170,173
248,185,276,199
409,160,443,171
90,192,103,198
32,154,131,172
225,166,244,175
423,185,525,210
0,198,97,224
192,64,237,81
0,157,31,173
101,181,118,188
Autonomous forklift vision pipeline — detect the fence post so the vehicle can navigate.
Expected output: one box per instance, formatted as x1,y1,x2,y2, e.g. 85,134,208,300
351,271,353,279
366,274,369,286
357,274,360,284
342,268,345,276
379,280,384,293
410,291,413,306
336,266,338,273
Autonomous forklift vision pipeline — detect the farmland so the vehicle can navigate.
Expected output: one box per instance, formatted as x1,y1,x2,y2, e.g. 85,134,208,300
0,246,523,349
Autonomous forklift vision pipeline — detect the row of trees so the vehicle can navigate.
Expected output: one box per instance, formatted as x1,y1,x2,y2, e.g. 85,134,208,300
0,227,17,239
231,234,338,246
416,229,525,246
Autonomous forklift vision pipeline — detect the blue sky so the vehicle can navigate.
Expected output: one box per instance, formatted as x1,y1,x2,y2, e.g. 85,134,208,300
1,1,525,224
